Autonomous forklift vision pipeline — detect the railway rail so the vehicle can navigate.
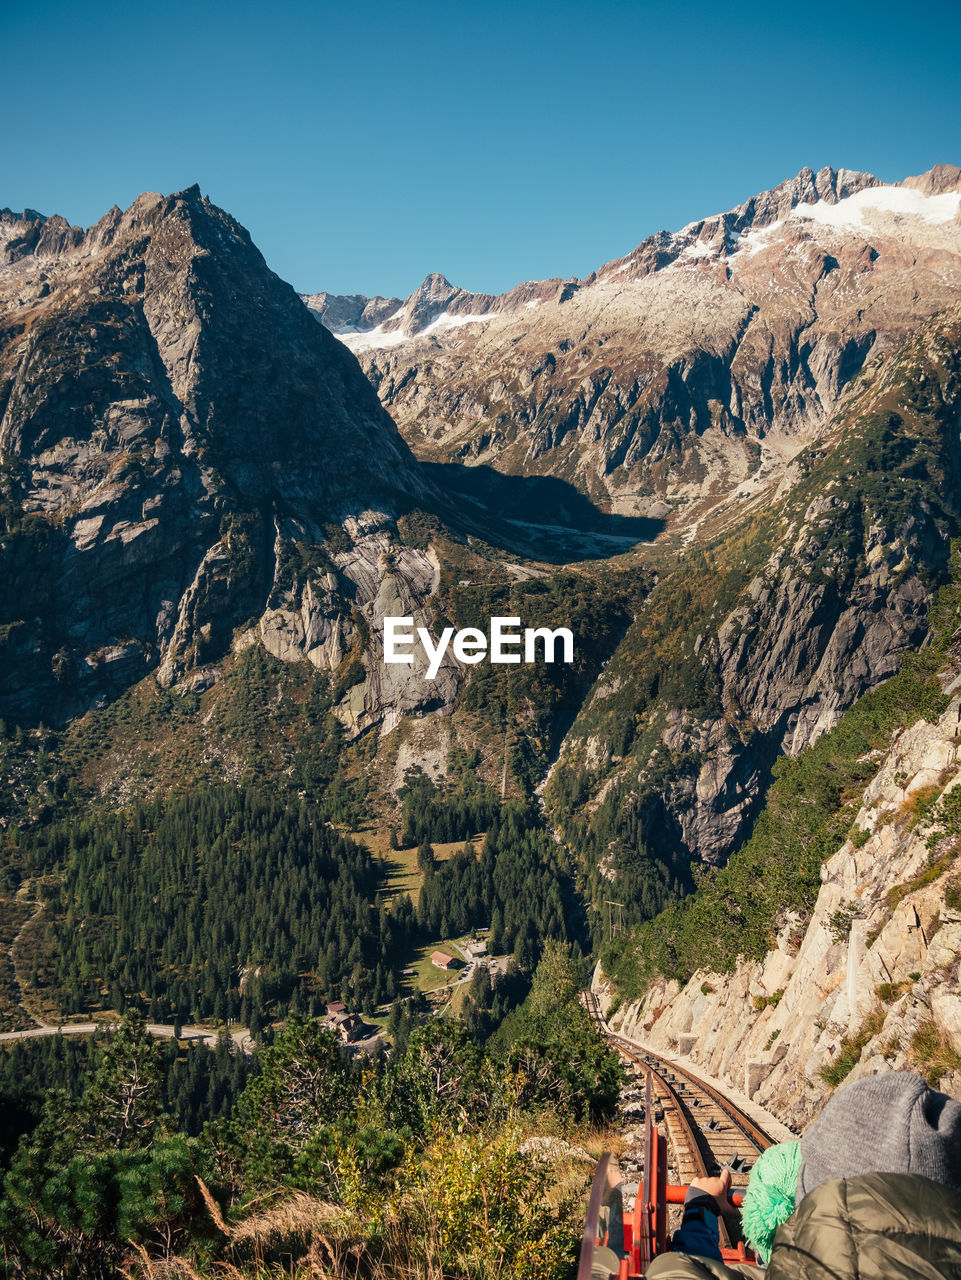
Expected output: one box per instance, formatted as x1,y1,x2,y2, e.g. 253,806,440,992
580,991,776,1275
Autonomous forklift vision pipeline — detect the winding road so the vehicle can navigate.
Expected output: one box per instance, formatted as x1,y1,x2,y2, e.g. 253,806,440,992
0,1021,252,1052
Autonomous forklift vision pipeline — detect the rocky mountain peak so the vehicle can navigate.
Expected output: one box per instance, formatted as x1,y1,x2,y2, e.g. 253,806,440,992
1,206,84,263
307,270,502,346
415,270,454,298
0,186,430,721
600,165,883,278
301,290,402,333
734,164,880,231
403,271,465,331
903,162,961,196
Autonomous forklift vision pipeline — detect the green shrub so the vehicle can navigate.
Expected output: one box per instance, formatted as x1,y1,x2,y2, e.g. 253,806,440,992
876,981,910,1004
752,989,783,1011
827,903,861,944
887,850,958,912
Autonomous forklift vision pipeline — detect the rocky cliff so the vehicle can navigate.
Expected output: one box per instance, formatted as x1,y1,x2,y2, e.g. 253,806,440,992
313,165,961,538
600,665,961,1131
0,190,459,729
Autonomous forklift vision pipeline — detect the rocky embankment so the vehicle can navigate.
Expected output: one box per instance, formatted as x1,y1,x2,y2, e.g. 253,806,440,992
596,689,961,1132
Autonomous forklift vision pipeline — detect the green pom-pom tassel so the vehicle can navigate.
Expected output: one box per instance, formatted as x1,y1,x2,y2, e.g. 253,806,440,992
740,1141,802,1264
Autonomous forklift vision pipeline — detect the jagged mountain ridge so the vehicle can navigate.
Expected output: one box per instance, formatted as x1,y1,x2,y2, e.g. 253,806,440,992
308,167,886,340
308,164,961,534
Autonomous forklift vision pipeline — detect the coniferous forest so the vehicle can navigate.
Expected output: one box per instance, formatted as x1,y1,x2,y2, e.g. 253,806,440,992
17,785,392,1020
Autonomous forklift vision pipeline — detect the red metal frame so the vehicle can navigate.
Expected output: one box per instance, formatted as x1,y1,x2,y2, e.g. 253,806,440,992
576,1154,611,1280
577,1066,759,1276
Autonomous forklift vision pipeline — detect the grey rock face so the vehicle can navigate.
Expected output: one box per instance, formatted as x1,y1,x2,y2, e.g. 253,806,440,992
0,207,85,263
0,187,431,725
666,555,931,865
302,290,402,333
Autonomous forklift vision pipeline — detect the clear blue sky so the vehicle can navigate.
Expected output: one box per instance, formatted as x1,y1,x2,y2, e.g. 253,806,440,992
5,0,960,298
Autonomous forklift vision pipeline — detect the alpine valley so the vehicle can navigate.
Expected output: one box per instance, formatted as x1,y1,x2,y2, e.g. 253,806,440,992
2,164,961,1275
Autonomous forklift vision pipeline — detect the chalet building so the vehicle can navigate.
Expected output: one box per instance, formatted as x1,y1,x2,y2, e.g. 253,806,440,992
342,1016,365,1044
431,950,459,970
324,1009,366,1043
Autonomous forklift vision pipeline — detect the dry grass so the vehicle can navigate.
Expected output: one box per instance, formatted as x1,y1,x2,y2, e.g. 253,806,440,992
364,834,486,907
820,1006,887,1087
228,1194,342,1246
133,1122,590,1280
896,783,943,828
122,1245,206,1279
909,1017,961,1086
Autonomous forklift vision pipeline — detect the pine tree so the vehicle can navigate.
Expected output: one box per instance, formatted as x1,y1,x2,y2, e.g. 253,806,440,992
489,905,504,954
417,839,435,876
78,1011,163,1150
0,1012,212,1273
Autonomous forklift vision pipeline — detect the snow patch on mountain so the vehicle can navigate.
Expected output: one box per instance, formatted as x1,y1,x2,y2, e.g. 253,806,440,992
793,185,961,229
423,310,499,334
598,259,634,282
679,241,719,260
333,309,498,350
336,324,412,352
735,220,785,256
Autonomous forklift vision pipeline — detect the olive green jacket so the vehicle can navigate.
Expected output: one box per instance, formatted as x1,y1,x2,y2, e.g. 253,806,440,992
646,1173,961,1279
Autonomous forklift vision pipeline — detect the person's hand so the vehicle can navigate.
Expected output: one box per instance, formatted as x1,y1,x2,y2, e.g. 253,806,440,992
689,1167,739,1218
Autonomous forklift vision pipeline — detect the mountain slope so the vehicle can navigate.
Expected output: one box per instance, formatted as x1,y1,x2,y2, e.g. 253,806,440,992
544,301,961,934
0,189,439,726
3,176,960,1006
600,551,961,1128
311,165,961,536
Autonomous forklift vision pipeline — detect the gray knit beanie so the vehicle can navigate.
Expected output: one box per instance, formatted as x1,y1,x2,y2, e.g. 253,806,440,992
797,1072,961,1201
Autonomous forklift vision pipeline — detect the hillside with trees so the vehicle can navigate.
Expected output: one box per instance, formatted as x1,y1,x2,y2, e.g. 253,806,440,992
0,948,621,1279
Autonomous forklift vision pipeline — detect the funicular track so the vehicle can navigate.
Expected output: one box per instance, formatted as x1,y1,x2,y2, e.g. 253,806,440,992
585,991,774,1184
581,991,776,1269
